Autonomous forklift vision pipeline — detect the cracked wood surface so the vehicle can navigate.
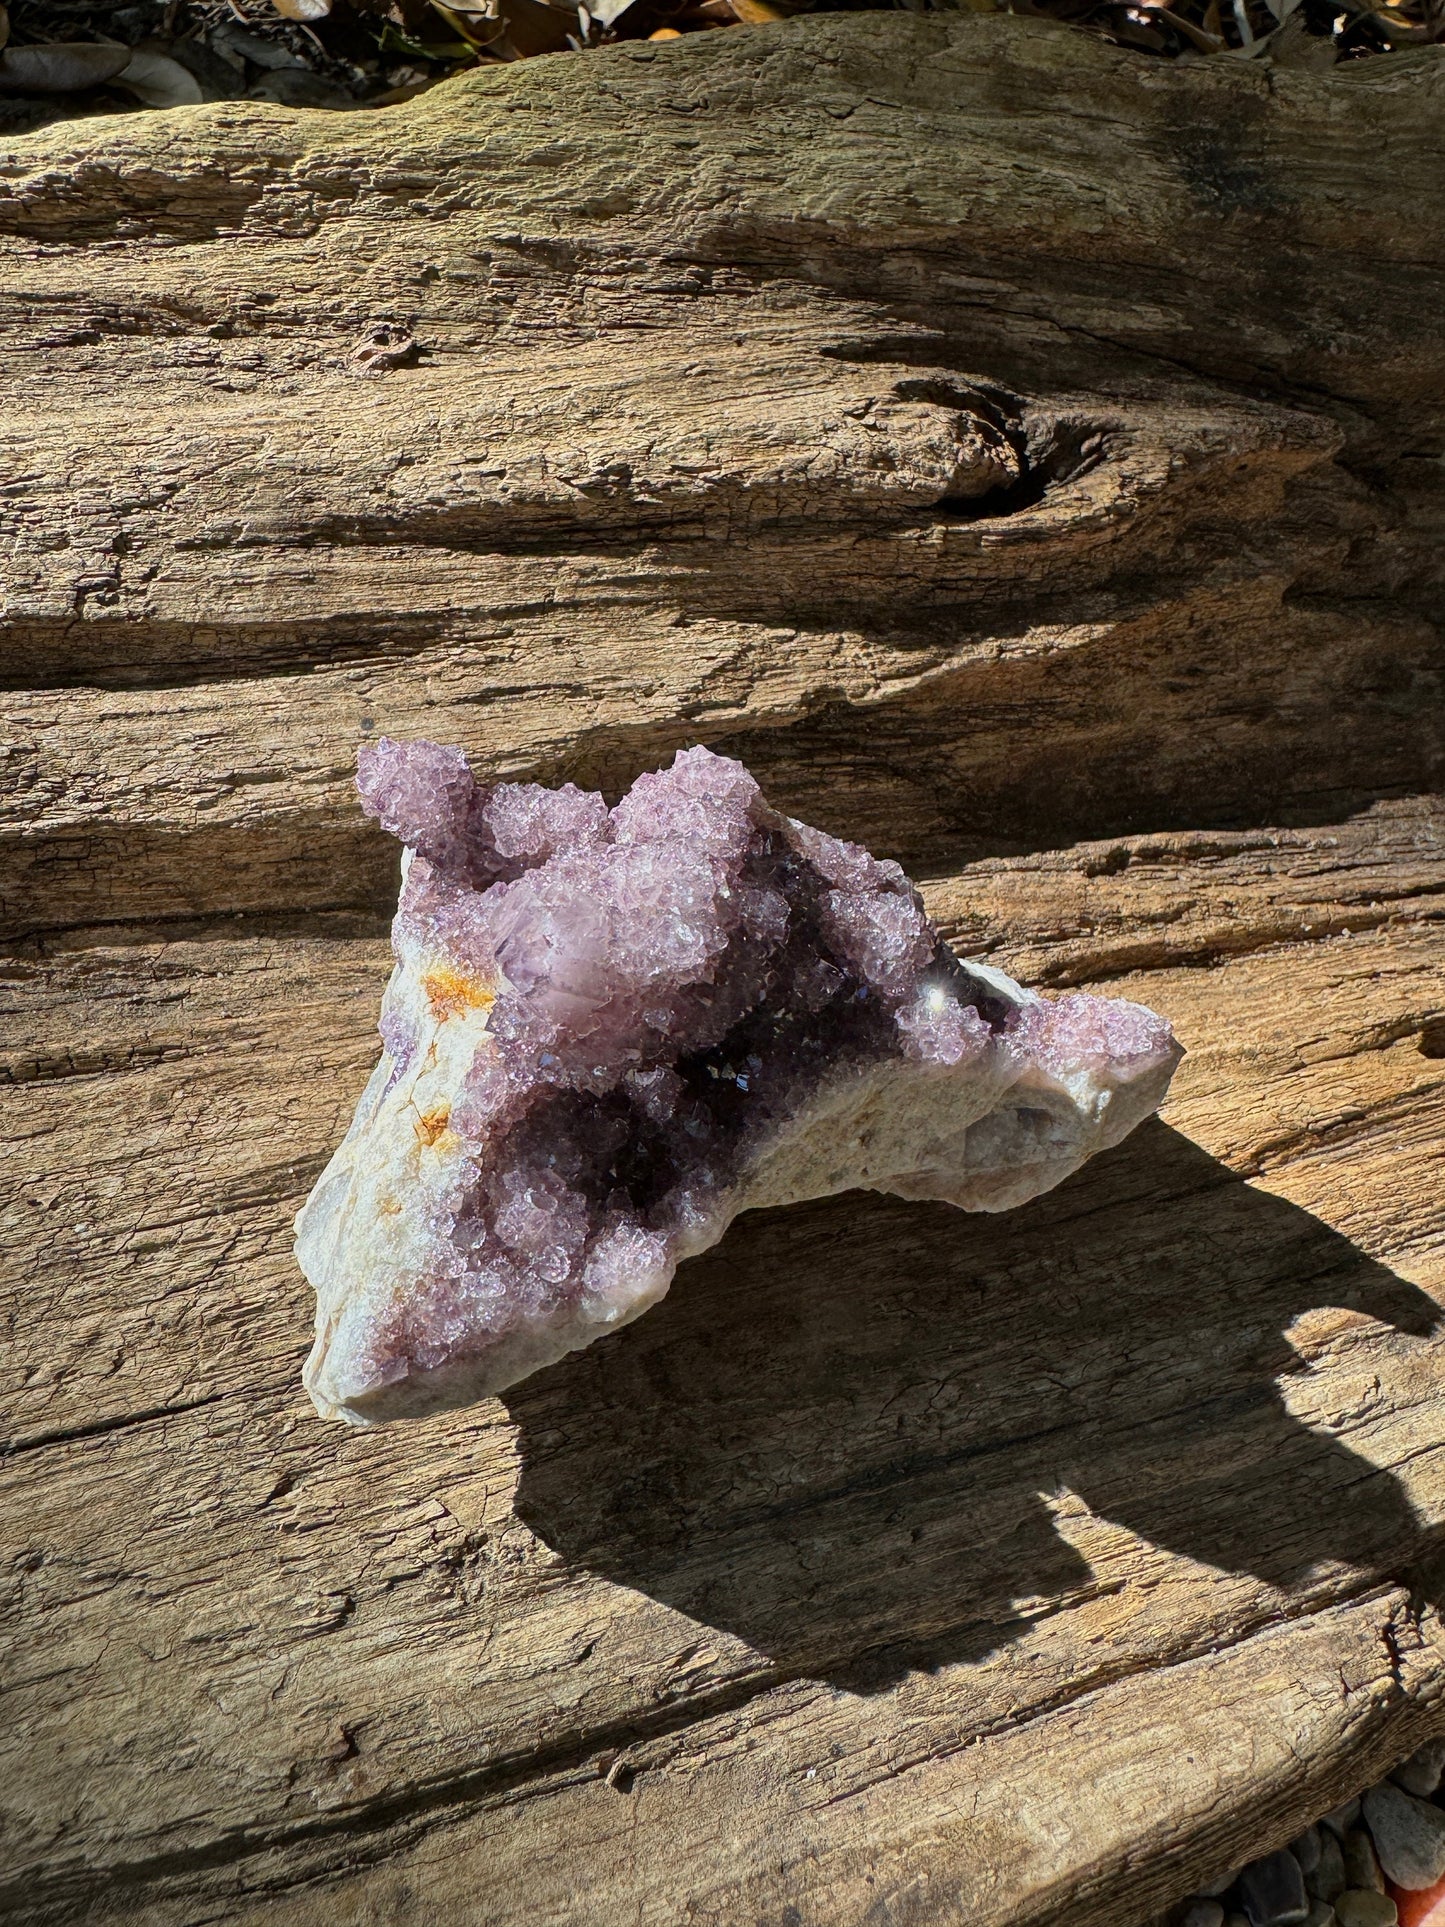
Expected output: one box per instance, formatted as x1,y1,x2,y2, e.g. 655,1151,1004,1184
1,12,1444,1926
1,12,1443,940
3,814,1444,1927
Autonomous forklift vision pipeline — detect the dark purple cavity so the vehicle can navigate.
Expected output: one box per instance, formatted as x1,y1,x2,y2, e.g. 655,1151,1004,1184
355,740,1021,1381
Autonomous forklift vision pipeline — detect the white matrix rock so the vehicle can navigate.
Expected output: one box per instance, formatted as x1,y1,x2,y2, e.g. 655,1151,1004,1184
298,740,1182,1424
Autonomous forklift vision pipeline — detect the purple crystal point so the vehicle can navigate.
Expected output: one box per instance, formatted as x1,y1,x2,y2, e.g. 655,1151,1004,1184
297,740,1182,1424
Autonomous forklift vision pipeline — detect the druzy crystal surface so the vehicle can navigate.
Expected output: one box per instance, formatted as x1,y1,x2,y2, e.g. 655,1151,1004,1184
298,740,1182,1424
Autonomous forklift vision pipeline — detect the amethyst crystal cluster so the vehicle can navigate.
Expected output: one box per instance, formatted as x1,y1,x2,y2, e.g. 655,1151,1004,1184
298,739,1182,1424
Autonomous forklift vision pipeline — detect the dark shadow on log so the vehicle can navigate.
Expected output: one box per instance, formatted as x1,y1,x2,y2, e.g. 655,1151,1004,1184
505,1120,1441,1693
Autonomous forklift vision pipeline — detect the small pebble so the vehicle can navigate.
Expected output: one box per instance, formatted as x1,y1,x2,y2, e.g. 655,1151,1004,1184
1333,1892,1398,1927
1325,1802,1365,1840
1363,1783,1445,1891
1295,1831,1325,1877
1312,1831,1348,1904
1344,1830,1387,1895
1305,1906,1337,1927
1239,1849,1310,1927
1393,1741,1445,1801
1182,1903,1226,1927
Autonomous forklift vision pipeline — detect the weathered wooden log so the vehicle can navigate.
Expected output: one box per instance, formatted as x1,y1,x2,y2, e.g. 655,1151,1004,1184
0,16,1442,1926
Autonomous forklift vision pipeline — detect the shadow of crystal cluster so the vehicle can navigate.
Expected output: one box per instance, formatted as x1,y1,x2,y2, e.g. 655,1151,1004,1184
296,740,1182,1424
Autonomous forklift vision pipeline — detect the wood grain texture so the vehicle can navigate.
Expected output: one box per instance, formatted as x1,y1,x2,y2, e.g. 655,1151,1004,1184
1,12,1442,939
1,14,1443,1925
3,817,1443,1926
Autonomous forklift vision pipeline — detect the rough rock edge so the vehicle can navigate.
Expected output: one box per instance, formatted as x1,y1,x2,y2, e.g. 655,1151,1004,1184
298,937,1181,1425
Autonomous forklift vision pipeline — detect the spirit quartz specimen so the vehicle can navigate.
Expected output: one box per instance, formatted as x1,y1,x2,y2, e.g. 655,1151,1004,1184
298,739,1181,1423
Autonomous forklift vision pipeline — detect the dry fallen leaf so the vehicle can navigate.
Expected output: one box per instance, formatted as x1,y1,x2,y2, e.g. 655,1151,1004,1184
1264,7,1338,56
729,0,786,19
211,23,308,70
270,0,333,20
495,0,577,58
429,0,507,45
1152,3,1225,45
114,48,205,107
587,0,639,28
0,42,132,92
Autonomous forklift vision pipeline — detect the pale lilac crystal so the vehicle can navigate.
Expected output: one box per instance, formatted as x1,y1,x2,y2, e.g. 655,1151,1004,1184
357,735,493,888
357,738,608,892
483,780,609,866
300,739,1182,1422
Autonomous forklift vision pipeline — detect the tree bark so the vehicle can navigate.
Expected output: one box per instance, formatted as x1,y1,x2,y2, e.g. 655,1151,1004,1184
1,16,1443,1927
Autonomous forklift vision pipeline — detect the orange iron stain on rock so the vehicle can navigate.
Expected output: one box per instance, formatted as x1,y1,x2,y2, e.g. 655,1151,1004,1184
1396,1877,1445,1927
414,1107,452,1147
421,964,496,1023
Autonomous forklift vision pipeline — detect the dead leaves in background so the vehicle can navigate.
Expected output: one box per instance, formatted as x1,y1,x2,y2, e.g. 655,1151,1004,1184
114,47,205,103
0,40,129,91
0,37,200,109
384,0,794,63
1021,0,1444,60
346,0,1445,74
0,0,1438,132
